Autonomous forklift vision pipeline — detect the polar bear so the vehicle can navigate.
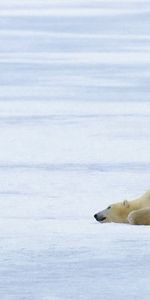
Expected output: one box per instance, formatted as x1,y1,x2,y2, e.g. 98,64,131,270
94,190,150,225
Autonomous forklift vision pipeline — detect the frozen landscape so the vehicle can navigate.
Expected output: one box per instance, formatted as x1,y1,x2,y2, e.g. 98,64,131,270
1,0,150,299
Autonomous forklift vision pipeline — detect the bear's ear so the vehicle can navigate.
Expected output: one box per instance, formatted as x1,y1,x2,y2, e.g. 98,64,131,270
123,200,129,208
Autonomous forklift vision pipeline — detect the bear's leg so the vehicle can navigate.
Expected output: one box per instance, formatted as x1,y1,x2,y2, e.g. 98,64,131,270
128,210,139,225
128,208,150,225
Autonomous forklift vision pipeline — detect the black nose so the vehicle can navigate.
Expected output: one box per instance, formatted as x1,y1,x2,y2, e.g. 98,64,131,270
94,214,98,220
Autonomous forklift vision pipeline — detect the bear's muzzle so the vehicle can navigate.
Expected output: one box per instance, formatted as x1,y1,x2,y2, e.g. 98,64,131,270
94,214,106,222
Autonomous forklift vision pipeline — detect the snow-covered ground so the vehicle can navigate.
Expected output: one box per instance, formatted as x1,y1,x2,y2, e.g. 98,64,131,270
0,0,150,299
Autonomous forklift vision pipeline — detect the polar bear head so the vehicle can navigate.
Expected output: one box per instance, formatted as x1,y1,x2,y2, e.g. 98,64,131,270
94,200,131,223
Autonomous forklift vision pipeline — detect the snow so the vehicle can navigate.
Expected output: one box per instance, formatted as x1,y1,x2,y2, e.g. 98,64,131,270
0,0,150,299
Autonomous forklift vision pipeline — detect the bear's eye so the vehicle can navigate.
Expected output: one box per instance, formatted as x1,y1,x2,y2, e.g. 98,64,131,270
107,206,111,209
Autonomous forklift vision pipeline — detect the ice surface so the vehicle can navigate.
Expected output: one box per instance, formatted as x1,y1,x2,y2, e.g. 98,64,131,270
0,0,150,299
